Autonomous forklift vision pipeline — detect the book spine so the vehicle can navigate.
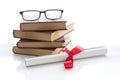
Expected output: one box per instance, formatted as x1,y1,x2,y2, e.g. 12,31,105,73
20,22,67,31
13,46,54,56
25,46,107,67
13,30,51,41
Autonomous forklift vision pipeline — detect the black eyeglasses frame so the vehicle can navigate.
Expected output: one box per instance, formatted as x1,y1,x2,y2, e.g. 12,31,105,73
19,9,64,21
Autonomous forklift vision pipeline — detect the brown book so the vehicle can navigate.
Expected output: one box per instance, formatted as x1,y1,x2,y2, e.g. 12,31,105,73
20,21,68,31
13,46,63,56
17,36,71,48
13,23,74,41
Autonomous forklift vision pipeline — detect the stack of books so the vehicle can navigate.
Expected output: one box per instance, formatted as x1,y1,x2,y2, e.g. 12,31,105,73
13,20,74,56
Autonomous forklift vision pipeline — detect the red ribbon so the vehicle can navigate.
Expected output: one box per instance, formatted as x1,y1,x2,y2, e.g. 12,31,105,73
62,46,84,69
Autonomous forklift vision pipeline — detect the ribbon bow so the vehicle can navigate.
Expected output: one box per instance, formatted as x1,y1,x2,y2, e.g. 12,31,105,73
62,46,84,69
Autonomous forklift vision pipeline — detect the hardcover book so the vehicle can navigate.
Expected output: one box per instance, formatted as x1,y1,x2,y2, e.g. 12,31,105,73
13,23,74,41
13,46,63,56
20,21,69,31
17,36,71,48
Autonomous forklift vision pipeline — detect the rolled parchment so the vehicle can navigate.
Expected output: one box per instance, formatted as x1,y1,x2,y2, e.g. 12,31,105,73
25,46,107,67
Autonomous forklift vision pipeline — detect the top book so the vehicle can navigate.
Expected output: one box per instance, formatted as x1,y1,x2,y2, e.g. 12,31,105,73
20,19,68,31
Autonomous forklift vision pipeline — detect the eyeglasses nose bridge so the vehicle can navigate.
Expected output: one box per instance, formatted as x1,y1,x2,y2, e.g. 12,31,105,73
39,11,46,14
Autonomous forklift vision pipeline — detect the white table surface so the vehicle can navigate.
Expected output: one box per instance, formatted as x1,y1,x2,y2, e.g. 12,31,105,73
0,43,120,80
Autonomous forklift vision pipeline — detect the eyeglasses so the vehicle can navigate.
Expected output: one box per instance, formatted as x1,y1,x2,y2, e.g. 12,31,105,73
19,9,64,21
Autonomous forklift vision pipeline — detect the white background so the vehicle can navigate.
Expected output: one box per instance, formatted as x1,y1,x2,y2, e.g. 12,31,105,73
0,0,120,80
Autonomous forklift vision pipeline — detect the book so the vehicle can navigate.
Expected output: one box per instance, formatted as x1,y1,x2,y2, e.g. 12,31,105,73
13,46,63,56
13,23,74,41
17,36,71,48
20,18,69,31
20,21,69,31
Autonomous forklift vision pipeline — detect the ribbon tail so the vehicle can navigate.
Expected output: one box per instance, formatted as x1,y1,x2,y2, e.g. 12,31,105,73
64,60,73,69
